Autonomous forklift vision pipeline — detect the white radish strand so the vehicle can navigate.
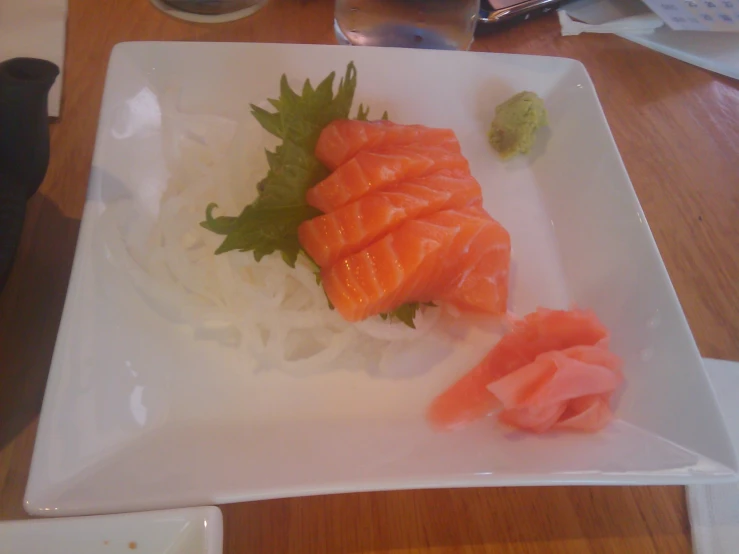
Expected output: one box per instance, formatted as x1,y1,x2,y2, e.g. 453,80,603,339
96,101,444,375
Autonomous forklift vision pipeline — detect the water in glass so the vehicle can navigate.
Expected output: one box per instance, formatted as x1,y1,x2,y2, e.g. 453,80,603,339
334,0,480,51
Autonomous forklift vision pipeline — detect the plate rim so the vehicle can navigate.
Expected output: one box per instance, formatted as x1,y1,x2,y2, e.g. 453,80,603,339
23,41,738,517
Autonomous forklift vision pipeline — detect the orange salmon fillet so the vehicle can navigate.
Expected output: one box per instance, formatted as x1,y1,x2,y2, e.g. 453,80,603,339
320,218,453,322
320,207,511,322
301,119,512,331
426,208,511,315
315,120,461,170
305,146,470,214
298,169,482,267
440,245,511,315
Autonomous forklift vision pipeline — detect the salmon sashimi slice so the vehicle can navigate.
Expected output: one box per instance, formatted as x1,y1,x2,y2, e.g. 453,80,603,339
437,216,511,315
416,208,511,315
298,170,483,267
320,218,456,322
426,308,611,430
413,208,506,303
299,193,431,269
305,146,471,214
320,207,504,322
441,253,511,315
315,120,461,170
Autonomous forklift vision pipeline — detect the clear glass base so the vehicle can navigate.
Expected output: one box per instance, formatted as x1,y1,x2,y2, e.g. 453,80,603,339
334,19,351,46
334,18,464,50
150,0,269,22
160,0,264,15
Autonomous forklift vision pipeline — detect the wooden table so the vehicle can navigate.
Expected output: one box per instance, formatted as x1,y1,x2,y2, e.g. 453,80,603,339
1,0,737,552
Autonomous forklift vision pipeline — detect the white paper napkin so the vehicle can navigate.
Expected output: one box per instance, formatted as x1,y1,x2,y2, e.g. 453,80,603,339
559,0,739,81
0,0,68,117
688,358,739,554
640,0,739,32
558,0,664,36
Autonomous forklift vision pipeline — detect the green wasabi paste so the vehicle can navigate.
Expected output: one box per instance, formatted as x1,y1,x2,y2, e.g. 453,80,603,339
488,91,548,160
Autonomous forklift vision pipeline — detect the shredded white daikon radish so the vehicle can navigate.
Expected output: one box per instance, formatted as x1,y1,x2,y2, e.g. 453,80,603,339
97,96,445,375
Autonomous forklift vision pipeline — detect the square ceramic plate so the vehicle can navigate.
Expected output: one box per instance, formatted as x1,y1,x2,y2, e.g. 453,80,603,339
25,42,737,516
0,507,222,553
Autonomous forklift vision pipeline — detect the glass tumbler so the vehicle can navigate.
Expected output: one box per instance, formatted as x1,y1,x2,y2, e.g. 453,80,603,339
160,0,269,16
334,0,481,51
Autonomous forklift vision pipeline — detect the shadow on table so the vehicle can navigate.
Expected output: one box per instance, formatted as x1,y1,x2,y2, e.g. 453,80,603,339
0,193,80,450
222,486,690,552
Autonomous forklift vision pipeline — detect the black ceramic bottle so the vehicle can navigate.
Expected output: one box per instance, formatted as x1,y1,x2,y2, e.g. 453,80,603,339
0,57,60,292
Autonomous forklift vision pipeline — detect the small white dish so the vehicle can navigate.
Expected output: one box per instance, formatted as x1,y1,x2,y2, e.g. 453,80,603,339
24,41,737,517
0,506,223,553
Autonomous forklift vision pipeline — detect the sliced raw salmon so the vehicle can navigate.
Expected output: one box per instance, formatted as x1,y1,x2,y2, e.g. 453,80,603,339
320,218,454,322
315,120,461,170
426,308,611,430
298,170,483,267
438,222,511,315
304,119,512,338
418,209,508,306
320,207,508,322
418,208,511,315
305,146,470,214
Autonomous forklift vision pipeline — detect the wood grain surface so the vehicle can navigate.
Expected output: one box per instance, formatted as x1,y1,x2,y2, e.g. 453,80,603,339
1,0,738,552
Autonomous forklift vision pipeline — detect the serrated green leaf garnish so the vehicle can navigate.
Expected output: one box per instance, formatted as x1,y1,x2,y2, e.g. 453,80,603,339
201,61,430,328
379,302,420,329
356,103,370,121
355,103,389,122
201,62,358,266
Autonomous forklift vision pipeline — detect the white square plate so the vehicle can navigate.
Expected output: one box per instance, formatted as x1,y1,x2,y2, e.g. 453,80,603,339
0,507,222,553
25,42,737,517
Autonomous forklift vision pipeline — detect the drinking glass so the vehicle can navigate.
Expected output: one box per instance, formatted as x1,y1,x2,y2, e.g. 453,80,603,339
334,0,481,51
160,0,269,15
